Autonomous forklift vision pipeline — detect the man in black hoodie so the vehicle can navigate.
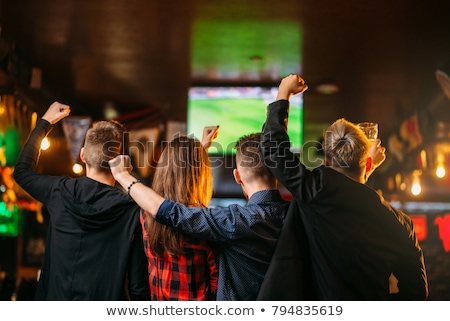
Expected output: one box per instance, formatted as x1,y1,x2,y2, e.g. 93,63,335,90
13,102,150,300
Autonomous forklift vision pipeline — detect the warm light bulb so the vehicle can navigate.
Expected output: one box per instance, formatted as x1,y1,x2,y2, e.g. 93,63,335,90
72,163,84,174
399,182,406,191
436,166,446,178
411,183,421,196
40,137,50,150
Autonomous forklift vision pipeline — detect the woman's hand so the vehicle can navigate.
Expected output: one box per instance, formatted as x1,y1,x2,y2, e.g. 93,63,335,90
108,155,133,180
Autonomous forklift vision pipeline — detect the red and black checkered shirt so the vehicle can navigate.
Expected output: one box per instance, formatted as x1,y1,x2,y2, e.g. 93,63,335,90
140,209,218,300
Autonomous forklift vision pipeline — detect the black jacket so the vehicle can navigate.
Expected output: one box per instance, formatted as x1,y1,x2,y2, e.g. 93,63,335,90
258,100,428,300
14,119,150,300
257,198,314,300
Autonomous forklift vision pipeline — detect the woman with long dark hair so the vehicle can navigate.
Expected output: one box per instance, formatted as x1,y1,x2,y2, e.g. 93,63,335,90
141,136,218,300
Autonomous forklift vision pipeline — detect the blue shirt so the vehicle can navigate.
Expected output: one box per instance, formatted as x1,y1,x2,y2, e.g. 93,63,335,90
156,189,289,300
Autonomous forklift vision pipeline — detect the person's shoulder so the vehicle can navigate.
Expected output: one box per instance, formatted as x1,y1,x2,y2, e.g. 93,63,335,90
246,189,288,205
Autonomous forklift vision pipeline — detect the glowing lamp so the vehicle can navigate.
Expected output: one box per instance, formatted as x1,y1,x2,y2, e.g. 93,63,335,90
40,137,50,150
72,163,84,174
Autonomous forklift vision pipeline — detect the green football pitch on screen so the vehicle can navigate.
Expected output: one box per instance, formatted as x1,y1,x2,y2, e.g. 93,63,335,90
187,96,303,154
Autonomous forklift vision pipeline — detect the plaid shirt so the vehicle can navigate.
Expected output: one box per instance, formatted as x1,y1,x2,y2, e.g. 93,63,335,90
140,209,218,300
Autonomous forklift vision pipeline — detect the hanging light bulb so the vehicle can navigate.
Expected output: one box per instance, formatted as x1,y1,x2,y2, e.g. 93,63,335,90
436,152,446,178
411,182,421,196
411,170,422,196
72,163,84,174
436,166,446,178
40,137,50,150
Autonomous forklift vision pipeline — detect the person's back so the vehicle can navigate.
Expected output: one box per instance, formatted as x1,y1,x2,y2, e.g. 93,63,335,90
298,166,426,300
259,74,428,300
109,132,290,300
309,120,427,300
141,136,218,300
13,102,149,300
207,133,289,300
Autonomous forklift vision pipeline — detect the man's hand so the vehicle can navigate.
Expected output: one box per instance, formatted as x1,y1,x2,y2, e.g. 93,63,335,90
42,101,71,124
201,125,219,149
276,74,308,101
108,155,133,180
369,139,387,170
366,139,387,179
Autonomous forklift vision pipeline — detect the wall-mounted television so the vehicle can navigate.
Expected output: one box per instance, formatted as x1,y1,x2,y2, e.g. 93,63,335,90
187,86,303,154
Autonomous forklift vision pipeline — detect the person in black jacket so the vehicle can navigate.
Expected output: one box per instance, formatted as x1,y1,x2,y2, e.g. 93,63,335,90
13,102,150,300
258,74,428,300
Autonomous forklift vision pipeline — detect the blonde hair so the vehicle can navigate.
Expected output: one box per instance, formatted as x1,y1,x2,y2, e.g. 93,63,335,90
323,118,370,175
146,136,213,257
83,120,125,173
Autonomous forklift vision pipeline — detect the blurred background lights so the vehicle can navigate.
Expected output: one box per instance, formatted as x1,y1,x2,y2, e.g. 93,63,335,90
436,166,446,178
72,163,83,174
411,182,422,196
40,137,50,150
436,153,446,178
411,170,422,196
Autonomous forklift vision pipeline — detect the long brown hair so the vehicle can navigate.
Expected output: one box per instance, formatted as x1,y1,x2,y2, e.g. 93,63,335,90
146,136,213,256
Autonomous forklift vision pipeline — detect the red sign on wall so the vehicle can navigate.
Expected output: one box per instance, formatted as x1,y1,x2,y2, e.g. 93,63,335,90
434,214,450,253
410,214,450,253
410,215,428,242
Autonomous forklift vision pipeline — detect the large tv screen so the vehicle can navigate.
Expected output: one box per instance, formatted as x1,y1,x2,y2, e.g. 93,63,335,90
187,86,303,154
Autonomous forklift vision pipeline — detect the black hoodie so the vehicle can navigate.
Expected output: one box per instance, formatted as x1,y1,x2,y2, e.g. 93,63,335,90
14,119,150,300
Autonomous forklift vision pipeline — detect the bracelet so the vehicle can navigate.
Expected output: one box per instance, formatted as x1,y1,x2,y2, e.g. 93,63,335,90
127,179,141,197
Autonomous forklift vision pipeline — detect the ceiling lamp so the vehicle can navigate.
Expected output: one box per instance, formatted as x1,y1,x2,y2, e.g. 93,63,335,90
411,170,422,196
72,163,84,175
435,152,446,178
315,82,340,95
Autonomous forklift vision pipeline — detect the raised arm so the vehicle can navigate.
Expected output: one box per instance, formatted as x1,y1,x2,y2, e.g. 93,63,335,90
201,125,219,149
109,154,243,243
110,125,219,214
13,102,71,203
261,74,310,199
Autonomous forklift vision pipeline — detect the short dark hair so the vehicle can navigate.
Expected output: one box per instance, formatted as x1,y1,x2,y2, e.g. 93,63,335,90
83,120,126,173
235,132,274,183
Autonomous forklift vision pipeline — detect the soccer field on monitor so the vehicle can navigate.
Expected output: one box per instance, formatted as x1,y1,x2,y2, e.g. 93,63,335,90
187,97,303,154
